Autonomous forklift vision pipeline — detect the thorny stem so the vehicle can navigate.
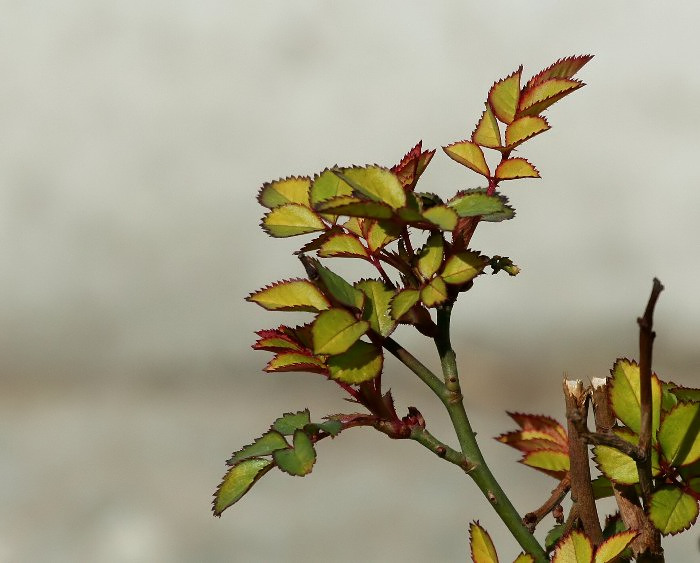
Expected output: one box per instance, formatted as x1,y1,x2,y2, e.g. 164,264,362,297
434,305,547,562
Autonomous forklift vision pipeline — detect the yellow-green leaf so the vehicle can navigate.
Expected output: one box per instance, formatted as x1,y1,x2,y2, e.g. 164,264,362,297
310,169,353,206
390,289,420,320
356,280,397,337
513,555,535,563
273,429,316,476
610,359,661,437
258,176,311,209
366,220,401,252
488,66,521,124
518,78,583,118
314,261,365,310
262,203,326,237
318,233,369,258
648,486,699,535
552,530,594,563
527,55,593,88
316,195,395,219
472,105,502,149
522,449,570,478
343,217,364,237
421,276,448,307
441,251,488,285
494,158,540,180
265,352,327,374
443,141,490,177
213,458,274,516
328,340,383,384
593,530,637,563
469,522,499,563
447,189,511,219
417,233,444,279
658,402,700,467
593,430,661,484
334,166,406,209
422,205,458,231
248,280,330,312
312,308,369,355
504,116,550,149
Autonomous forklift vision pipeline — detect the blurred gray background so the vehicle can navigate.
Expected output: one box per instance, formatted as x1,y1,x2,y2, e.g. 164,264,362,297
1,1,698,561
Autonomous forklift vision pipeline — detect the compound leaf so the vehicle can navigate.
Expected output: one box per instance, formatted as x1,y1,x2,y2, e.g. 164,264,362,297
658,402,700,467
273,429,317,476
258,176,311,209
213,458,274,516
494,158,540,180
334,166,406,210
504,116,550,149
469,522,498,563
441,251,488,285
356,279,397,337
488,66,522,124
526,55,593,88
327,340,383,384
313,261,365,310
248,279,330,312
443,140,490,177
312,309,369,355
648,486,699,535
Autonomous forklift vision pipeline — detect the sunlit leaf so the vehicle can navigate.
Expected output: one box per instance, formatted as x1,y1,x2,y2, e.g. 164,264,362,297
441,251,488,285
517,78,583,118
504,116,550,149
494,158,540,180
312,308,369,355
447,189,512,219
213,458,274,516
552,530,593,563
420,276,449,307
593,530,637,563
248,279,330,312
272,409,311,435
390,289,420,320
262,203,327,237
356,280,397,337
334,166,407,209
258,176,312,209
313,260,365,310
521,449,570,479
417,233,444,279
318,233,369,259
488,66,522,124
273,429,316,476
342,217,364,236
316,195,395,219
422,205,459,231
593,429,661,484
658,402,700,467
310,169,353,206
469,522,499,563
609,359,661,437
648,486,699,535
526,55,593,88
227,431,289,465
327,340,383,383
471,105,502,149
443,141,490,177
264,352,327,374
366,220,401,252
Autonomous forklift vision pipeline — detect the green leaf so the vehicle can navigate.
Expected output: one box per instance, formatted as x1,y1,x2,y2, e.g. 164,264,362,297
443,140,490,177
591,476,614,499
390,288,420,320
314,261,365,310
312,308,369,355
488,66,521,124
258,176,312,209
248,279,330,312
609,359,661,437
365,220,401,252
316,195,395,220
441,251,488,285
310,169,353,206
213,458,274,516
273,429,317,476
273,410,311,435
334,166,406,209
318,233,369,258
264,352,327,374
356,279,397,337
594,430,661,484
545,523,567,550
504,116,550,149
304,419,343,437
262,203,326,237
227,431,289,465
421,205,458,231
471,105,502,149
552,530,593,563
658,402,700,467
420,276,449,307
661,382,680,412
469,522,499,563
417,233,444,279
328,340,383,384
670,385,700,403
518,78,584,118
594,530,637,563
447,189,512,219
648,486,699,535
494,158,540,180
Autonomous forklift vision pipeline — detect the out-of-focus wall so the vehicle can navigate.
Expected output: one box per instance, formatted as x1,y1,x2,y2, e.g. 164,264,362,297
1,2,698,561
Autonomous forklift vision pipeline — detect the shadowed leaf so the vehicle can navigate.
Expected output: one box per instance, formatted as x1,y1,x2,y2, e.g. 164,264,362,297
526,55,593,88
447,189,511,219
314,261,365,310
227,431,289,465
318,233,369,258
391,141,435,189
273,429,317,476
273,410,311,435
609,359,661,437
213,458,274,516
356,280,397,337
366,220,401,252
420,276,448,307
517,78,583,118
316,195,395,219
422,205,458,231
441,251,488,285
390,289,420,320
417,233,444,279
658,402,700,467
312,309,369,355
328,340,383,384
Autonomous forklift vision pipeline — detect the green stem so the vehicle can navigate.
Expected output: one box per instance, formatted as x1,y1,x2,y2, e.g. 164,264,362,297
434,305,547,562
